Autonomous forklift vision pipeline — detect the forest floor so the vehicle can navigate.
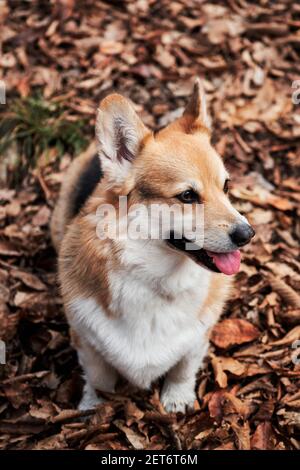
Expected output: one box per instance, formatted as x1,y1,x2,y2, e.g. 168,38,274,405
0,0,300,450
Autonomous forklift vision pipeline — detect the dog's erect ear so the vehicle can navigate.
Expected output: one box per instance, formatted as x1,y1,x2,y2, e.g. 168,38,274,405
96,94,150,184
180,78,211,133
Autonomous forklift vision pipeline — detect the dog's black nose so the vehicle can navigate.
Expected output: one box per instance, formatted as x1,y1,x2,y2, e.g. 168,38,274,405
230,224,255,247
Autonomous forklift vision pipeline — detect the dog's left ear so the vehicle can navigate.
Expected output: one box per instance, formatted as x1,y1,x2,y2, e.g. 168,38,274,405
180,78,211,133
96,94,151,184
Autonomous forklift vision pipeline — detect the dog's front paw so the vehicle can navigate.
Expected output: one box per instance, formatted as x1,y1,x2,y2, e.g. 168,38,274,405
160,382,196,414
79,383,104,410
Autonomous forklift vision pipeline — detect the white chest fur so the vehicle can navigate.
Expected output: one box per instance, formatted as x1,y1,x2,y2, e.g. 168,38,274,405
69,253,213,389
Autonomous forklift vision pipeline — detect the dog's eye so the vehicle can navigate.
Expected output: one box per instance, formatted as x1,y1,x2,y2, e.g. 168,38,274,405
223,179,230,194
177,190,199,204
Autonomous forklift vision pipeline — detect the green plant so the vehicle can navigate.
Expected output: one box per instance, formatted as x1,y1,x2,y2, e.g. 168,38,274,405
0,95,89,183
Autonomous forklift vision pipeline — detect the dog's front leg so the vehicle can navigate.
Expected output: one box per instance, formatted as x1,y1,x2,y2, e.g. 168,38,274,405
161,339,209,413
76,338,118,410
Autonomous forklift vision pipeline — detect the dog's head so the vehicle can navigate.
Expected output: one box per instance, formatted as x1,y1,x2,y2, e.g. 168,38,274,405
95,79,255,275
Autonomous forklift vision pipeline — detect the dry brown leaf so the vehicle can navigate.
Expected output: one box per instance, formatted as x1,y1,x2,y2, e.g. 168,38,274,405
10,269,47,291
212,356,245,388
270,325,300,346
210,319,260,349
231,419,251,450
113,420,146,449
223,393,256,420
124,401,144,426
251,422,274,450
277,409,300,428
268,275,300,308
231,186,294,211
32,205,51,226
0,241,20,257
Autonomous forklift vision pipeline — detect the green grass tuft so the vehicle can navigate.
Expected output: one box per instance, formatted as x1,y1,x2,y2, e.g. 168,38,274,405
0,95,89,184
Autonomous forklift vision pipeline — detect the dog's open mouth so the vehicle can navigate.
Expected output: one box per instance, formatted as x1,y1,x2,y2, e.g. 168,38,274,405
167,234,241,275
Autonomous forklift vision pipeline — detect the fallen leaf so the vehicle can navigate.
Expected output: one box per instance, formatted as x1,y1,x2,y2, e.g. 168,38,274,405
270,325,300,346
10,269,47,291
32,206,51,226
212,356,245,388
113,420,146,449
251,422,274,450
210,319,260,349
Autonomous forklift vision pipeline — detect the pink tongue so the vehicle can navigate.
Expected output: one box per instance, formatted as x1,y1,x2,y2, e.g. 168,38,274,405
207,250,241,275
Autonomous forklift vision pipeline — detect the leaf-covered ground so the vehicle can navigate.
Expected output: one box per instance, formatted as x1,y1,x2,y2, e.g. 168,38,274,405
0,0,300,450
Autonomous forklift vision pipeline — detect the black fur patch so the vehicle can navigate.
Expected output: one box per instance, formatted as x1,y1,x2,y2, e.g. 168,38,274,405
71,154,103,217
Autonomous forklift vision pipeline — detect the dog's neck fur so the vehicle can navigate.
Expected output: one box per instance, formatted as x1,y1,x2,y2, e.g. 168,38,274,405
119,237,211,299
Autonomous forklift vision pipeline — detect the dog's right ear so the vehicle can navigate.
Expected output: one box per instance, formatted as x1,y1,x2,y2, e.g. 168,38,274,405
179,78,212,134
96,94,150,184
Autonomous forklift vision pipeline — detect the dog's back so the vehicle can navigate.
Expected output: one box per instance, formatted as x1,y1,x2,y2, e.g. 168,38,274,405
50,142,102,251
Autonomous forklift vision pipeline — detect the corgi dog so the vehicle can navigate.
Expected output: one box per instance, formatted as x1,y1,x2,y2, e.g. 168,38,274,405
51,79,255,413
